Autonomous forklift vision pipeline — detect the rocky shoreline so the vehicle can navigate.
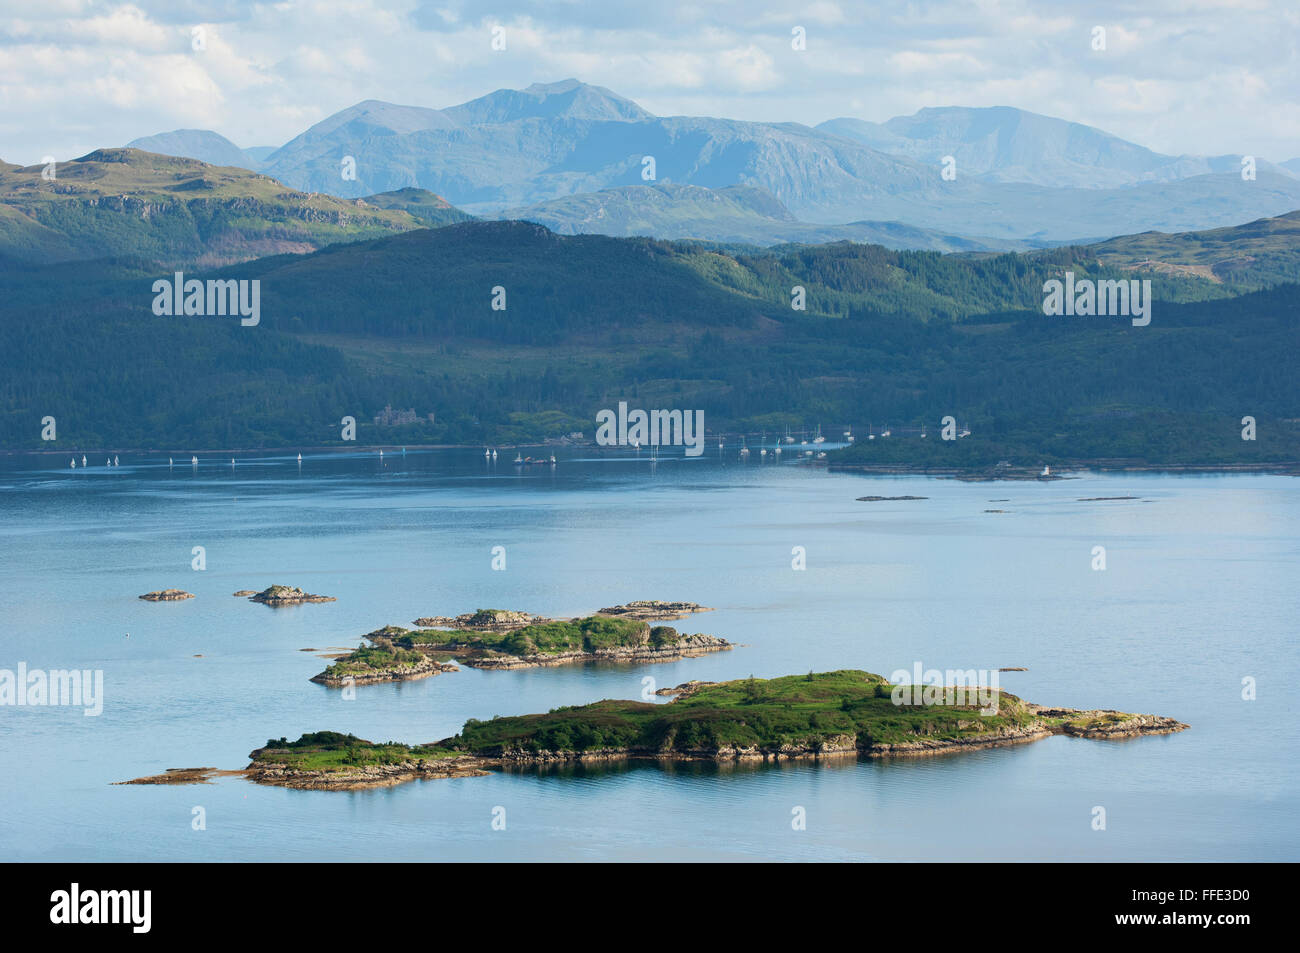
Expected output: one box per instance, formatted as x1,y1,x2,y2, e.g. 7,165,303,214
459,633,732,670
243,756,491,790
829,461,1300,480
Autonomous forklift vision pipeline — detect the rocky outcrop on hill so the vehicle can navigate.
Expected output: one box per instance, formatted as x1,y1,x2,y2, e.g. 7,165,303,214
654,680,718,697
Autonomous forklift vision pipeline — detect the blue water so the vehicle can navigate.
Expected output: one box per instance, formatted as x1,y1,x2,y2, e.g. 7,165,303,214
1,448,1296,861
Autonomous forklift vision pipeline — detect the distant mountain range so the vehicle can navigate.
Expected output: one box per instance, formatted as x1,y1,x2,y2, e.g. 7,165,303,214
117,79,1300,244
816,107,1295,189
6,146,1300,281
502,183,1042,251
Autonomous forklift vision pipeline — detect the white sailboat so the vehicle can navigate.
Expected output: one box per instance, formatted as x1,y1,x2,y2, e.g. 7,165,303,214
491,449,497,460
114,455,119,466
297,453,302,463
70,458,76,468
81,455,87,467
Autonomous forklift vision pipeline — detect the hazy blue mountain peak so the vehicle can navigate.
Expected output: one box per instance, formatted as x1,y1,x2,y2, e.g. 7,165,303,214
444,78,654,124
124,128,258,170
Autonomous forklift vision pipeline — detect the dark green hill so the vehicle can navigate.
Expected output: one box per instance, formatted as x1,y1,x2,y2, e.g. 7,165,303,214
358,187,476,227
1079,209,1300,290
1,218,1296,462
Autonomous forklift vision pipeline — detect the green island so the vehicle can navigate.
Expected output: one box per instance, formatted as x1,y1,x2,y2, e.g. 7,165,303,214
310,644,457,686
311,611,730,685
235,670,1188,790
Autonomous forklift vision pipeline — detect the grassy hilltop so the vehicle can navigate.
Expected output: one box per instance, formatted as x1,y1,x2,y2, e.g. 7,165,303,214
0,148,469,266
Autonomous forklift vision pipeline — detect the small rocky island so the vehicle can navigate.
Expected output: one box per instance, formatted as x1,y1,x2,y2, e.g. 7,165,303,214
596,600,712,620
220,670,1188,790
248,585,336,606
311,645,457,687
411,608,547,630
139,589,194,602
314,612,731,683
411,602,710,629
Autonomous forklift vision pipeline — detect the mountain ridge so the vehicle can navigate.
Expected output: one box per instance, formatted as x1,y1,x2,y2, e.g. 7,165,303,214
119,81,1300,243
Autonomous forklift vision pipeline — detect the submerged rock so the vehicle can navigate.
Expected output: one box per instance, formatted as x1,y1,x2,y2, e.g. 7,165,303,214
116,767,221,785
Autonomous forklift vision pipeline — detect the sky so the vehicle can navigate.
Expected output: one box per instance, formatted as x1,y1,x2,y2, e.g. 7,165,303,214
0,0,1296,165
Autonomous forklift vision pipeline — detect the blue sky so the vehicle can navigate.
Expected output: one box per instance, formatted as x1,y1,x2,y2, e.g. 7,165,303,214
1,0,1296,164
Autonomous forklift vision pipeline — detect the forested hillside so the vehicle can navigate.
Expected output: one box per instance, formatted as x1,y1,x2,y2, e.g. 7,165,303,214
2,216,1296,463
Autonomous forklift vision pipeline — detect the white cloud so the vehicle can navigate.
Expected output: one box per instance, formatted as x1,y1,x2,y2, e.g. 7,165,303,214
0,0,1296,164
